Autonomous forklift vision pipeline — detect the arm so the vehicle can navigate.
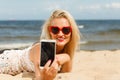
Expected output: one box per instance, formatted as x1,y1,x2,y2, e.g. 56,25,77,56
56,53,72,72
29,43,41,77
29,43,58,80
60,60,72,72
29,43,72,79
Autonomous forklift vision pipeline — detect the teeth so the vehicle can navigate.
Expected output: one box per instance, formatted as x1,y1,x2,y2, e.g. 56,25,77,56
57,38,64,40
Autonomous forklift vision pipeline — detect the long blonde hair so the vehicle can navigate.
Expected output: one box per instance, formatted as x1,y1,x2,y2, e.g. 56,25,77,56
40,9,80,60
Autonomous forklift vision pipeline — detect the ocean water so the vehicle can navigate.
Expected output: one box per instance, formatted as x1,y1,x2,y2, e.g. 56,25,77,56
0,20,120,50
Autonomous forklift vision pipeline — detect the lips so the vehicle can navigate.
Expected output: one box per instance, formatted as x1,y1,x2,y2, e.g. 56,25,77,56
57,37,65,42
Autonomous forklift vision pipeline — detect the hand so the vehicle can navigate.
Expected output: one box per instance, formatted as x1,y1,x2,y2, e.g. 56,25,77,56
29,43,59,80
41,59,59,80
34,59,59,80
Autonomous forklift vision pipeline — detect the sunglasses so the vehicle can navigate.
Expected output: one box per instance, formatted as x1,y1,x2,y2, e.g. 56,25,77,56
49,26,72,35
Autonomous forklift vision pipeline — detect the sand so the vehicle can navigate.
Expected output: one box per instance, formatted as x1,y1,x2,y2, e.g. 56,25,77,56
1,50,120,80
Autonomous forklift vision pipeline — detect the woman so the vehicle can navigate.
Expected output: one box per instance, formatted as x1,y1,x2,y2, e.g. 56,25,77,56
0,9,80,80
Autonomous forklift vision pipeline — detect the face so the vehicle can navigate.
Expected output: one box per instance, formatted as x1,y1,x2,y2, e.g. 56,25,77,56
49,18,71,48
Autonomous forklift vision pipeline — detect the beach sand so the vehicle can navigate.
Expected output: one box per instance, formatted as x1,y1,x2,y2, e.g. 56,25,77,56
1,50,120,80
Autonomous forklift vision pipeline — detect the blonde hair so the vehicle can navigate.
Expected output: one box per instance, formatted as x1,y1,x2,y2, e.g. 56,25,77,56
40,9,80,60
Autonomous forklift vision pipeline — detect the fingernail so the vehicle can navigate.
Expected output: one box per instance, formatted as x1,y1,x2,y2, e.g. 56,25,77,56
48,60,51,62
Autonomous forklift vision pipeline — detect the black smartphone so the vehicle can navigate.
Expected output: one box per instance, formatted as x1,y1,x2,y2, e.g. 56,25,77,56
40,40,56,67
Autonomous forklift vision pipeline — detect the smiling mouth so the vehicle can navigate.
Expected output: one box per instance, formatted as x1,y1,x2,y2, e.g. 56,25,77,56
57,37,65,42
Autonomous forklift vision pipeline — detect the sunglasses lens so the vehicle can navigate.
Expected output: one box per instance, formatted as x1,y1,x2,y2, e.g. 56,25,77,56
51,27,59,34
62,27,71,34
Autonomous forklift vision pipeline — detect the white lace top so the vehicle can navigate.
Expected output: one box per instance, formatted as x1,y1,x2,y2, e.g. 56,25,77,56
0,47,35,75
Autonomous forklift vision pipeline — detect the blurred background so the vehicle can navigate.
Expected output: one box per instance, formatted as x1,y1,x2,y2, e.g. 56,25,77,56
0,0,120,50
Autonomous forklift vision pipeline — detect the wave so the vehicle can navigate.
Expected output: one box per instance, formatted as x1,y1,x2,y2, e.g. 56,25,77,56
0,25,18,29
0,42,33,50
80,40,120,45
87,41,114,44
109,29,120,33
0,25,40,31
78,25,84,29
80,41,88,44
96,29,120,35
80,40,120,50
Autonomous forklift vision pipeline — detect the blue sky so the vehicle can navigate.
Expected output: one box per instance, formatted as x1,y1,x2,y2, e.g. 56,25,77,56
0,0,120,20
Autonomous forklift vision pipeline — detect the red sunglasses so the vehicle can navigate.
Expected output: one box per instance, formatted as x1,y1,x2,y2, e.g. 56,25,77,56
49,26,72,35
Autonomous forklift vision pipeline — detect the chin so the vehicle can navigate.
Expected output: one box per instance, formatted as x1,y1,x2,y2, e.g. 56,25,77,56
57,42,64,46
57,41,68,47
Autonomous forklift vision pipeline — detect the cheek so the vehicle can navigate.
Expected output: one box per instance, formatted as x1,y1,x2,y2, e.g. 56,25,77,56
65,34,71,43
50,32,56,39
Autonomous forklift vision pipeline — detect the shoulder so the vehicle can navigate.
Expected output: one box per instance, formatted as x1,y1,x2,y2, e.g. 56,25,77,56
29,42,40,54
31,42,40,49
29,42,40,62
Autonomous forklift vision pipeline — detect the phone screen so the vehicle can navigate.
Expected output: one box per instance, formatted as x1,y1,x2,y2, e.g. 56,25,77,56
40,40,56,67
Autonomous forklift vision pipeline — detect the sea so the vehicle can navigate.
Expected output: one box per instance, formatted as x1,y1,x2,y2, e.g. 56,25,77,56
0,20,120,50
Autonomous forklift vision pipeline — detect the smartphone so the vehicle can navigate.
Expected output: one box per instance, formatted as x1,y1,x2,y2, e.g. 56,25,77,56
40,40,56,67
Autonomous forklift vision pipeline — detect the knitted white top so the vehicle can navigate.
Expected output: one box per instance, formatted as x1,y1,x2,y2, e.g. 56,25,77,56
0,47,35,75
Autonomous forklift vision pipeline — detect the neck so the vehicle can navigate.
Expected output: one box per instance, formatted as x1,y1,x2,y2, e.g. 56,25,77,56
56,45,64,54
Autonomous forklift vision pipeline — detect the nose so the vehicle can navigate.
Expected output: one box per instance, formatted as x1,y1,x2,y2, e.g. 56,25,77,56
58,31,64,36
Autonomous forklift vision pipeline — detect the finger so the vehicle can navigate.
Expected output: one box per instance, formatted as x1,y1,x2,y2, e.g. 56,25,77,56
50,67,58,73
44,60,51,71
49,67,58,78
51,59,59,70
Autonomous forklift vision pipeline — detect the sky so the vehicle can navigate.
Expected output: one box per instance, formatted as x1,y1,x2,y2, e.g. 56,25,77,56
0,0,120,20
